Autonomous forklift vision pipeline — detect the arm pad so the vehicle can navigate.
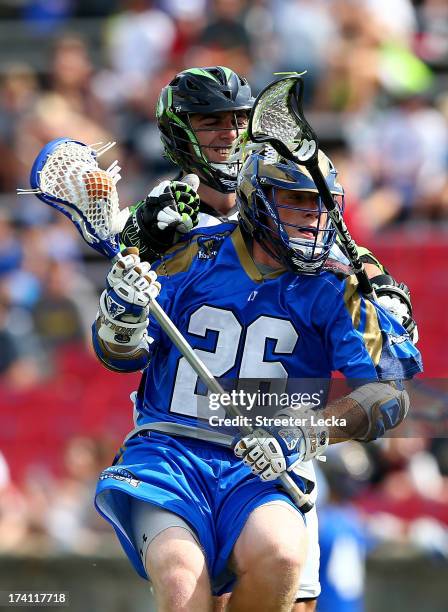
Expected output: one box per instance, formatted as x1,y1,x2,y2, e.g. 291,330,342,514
349,381,409,441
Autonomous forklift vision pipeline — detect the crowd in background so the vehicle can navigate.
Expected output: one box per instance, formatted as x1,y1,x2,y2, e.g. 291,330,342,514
0,1,447,609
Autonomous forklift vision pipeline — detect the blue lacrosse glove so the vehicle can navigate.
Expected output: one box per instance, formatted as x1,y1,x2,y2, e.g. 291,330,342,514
97,247,160,348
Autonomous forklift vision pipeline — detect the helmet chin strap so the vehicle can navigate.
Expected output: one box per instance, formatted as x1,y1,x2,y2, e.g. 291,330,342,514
289,236,324,258
210,160,239,177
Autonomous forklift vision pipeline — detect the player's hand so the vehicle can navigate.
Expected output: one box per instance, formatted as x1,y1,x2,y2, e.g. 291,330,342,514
371,275,418,343
137,175,200,250
234,410,329,482
235,427,300,481
105,247,161,324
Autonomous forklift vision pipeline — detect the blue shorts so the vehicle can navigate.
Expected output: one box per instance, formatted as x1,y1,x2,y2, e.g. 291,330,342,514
95,431,305,595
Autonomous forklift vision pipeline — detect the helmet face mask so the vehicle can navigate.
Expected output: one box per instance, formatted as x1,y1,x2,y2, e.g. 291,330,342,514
237,148,344,274
157,66,254,193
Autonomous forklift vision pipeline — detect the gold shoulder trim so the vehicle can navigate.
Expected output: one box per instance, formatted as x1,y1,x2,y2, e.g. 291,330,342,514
154,240,199,276
343,276,382,365
363,299,382,365
231,227,285,282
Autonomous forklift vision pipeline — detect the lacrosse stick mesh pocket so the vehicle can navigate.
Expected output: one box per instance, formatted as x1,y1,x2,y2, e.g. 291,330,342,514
251,78,305,154
38,141,122,240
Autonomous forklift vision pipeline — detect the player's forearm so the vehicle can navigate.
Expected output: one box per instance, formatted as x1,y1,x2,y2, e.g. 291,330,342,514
319,381,409,443
364,262,383,278
318,396,369,442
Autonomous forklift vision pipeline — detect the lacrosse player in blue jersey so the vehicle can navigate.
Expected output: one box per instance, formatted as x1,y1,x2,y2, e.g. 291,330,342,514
93,144,422,612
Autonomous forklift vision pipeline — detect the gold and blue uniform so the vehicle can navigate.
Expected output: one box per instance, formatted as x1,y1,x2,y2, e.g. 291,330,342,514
94,222,422,593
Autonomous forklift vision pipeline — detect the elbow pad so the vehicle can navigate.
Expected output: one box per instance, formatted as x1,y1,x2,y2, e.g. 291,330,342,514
349,381,410,441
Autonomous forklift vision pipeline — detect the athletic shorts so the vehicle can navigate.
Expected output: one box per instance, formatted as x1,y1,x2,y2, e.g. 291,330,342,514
296,483,320,600
95,431,307,595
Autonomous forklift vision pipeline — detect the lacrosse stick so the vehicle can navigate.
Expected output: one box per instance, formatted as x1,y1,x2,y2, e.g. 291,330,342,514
246,73,375,300
18,137,312,513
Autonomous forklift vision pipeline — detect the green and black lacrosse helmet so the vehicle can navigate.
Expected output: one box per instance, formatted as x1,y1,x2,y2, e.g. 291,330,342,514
156,66,254,193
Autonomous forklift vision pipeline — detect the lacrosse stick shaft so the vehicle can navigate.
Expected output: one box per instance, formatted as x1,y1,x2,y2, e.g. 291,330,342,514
147,298,313,512
307,161,375,299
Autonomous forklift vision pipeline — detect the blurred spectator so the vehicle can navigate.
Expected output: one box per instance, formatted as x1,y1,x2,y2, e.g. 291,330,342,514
314,0,385,112
14,92,116,187
45,436,114,553
0,63,38,191
0,242,42,388
21,0,74,34
416,0,448,63
0,210,22,277
242,0,276,90
199,0,251,56
104,0,176,93
0,451,30,553
357,438,448,556
31,258,94,353
362,0,417,44
317,443,373,612
163,0,207,66
272,0,339,103
188,0,253,78
0,294,41,390
48,34,109,125
348,94,448,222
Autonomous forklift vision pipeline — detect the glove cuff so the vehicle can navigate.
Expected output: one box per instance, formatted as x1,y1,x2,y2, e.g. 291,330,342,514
275,406,329,464
98,291,149,347
371,274,417,341
136,206,171,253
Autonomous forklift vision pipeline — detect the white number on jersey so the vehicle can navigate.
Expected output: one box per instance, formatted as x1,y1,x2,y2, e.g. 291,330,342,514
170,305,298,417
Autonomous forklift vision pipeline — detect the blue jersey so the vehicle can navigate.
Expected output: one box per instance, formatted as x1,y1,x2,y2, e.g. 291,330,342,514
129,223,421,431
94,223,422,593
318,504,373,612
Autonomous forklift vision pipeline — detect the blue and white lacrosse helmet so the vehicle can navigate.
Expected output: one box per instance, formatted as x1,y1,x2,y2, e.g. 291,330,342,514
236,146,344,274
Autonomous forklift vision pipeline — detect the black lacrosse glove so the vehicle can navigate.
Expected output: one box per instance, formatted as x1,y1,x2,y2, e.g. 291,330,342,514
121,176,200,261
371,274,418,343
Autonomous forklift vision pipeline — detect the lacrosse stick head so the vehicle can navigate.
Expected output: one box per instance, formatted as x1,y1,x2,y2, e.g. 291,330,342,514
248,73,318,165
25,137,128,259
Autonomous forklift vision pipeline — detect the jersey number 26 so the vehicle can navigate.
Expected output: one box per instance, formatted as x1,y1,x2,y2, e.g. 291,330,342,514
170,305,298,417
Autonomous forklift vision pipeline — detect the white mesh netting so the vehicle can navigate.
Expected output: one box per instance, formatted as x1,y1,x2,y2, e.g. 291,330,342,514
37,141,125,241
251,78,304,154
